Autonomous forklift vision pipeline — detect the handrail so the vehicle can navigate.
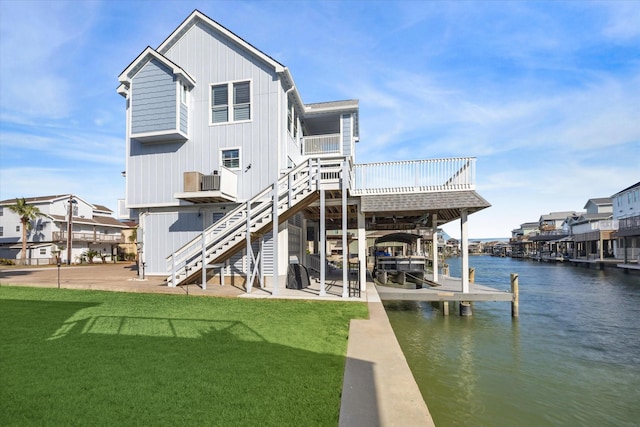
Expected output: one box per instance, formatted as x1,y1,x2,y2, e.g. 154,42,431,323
352,157,476,195
166,156,348,286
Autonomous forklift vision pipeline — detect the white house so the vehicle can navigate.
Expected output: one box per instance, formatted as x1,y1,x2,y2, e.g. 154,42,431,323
117,10,491,295
611,182,640,263
0,195,126,265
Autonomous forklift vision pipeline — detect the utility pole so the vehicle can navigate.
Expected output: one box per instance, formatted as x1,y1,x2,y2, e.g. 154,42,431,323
66,195,74,265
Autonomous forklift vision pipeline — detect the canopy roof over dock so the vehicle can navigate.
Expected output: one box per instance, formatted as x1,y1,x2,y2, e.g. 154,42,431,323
374,233,422,245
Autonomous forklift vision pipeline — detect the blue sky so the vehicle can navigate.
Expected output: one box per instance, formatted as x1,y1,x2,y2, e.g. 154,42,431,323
1,0,638,238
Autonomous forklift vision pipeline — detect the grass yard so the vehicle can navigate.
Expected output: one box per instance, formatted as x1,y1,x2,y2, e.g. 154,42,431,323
0,286,367,426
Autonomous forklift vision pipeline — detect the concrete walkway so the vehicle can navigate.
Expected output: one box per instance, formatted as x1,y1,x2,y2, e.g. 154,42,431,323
339,284,435,427
1,263,434,426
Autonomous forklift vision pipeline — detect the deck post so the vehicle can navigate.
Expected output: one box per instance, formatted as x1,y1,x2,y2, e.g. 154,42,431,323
357,205,367,292
511,273,519,317
432,213,439,282
460,209,470,293
341,161,349,298
272,187,279,296
201,231,207,290
246,200,252,279
319,188,327,296
442,301,449,316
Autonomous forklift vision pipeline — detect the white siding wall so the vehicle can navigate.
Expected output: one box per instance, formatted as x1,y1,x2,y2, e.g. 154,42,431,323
142,211,203,275
342,114,352,156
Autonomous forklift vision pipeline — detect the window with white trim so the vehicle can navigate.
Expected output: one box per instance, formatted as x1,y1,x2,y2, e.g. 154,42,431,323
221,148,240,170
39,248,46,255
16,225,20,232
181,84,188,104
211,81,251,124
287,98,293,133
0,226,3,236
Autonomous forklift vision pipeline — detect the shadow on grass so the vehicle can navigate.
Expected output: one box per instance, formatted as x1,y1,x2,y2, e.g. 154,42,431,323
0,297,367,426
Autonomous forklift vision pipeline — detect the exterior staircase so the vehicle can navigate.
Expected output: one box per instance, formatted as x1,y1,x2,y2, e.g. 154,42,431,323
166,157,345,288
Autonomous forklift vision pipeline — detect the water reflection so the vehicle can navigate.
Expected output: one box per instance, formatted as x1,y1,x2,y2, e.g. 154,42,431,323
384,257,640,427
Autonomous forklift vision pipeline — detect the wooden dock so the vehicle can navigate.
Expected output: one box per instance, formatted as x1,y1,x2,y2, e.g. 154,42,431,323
375,273,513,303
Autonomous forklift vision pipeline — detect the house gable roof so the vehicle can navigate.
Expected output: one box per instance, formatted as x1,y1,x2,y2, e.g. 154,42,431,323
118,46,196,91
611,181,640,197
583,197,612,209
157,10,285,74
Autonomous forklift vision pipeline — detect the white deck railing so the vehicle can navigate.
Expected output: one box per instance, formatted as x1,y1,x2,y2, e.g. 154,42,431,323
303,134,341,156
351,157,476,195
572,220,619,234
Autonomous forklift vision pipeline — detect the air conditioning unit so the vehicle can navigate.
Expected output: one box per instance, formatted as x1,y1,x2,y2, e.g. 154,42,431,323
202,173,220,191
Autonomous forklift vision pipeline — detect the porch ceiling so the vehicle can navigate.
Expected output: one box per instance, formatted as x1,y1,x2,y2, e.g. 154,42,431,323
300,190,491,231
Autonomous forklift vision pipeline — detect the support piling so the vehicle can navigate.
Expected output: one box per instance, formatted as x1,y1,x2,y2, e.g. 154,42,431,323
511,273,519,317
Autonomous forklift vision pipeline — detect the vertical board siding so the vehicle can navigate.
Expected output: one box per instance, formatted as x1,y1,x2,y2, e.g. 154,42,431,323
160,21,282,201
144,212,203,275
131,59,177,134
129,21,286,272
262,231,274,276
342,114,352,156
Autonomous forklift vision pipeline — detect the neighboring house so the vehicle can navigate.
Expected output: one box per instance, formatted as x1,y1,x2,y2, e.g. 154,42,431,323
568,198,617,260
0,195,126,265
117,10,490,294
529,212,577,259
611,182,640,263
510,221,540,257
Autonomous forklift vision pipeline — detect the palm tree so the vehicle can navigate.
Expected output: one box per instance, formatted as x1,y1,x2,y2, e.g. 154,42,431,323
8,198,43,265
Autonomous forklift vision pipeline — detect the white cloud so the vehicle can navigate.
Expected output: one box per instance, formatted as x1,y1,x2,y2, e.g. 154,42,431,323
599,1,640,41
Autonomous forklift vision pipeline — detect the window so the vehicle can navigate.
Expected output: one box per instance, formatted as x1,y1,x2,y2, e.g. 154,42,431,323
233,82,250,121
211,81,251,124
211,84,228,123
181,84,188,104
0,226,3,236
221,148,240,169
0,207,3,216
287,98,293,133
39,248,46,255
16,225,20,232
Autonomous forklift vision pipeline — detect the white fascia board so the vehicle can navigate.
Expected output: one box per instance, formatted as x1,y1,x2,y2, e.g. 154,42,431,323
126,202,183,209
116,83,128,97
118,47,195,87
157,10,285,73
282,68,305,111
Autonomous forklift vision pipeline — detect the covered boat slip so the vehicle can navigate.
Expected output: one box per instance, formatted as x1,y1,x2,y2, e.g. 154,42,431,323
373,233,429,286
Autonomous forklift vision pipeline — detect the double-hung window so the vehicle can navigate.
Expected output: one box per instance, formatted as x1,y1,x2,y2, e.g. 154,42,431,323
211,81,251,124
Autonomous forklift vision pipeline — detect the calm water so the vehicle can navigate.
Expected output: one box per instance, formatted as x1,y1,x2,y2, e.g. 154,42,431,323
383,256,640,427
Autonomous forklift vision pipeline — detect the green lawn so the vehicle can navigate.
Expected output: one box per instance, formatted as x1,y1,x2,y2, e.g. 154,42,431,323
0,286,367,426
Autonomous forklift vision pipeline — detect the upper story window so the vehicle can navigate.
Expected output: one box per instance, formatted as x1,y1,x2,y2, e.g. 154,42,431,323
181,84,188,104
287,98,293,133
221,148,240,170
211,81,251,124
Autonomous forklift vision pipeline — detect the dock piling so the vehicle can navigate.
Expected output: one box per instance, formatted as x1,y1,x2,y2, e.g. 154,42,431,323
469,268,475,283
460,301,472,316
442,301,449,316
511,273,519,317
